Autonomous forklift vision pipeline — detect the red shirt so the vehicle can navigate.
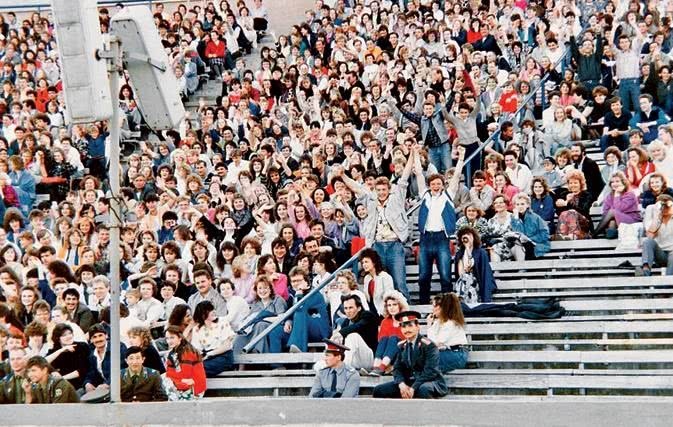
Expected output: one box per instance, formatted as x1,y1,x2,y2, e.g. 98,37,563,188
165,349,207,395
205,40,226,58
378,317,404,341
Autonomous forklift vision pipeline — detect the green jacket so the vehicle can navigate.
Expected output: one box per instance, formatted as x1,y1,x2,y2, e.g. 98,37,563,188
30,376,79,403
120,367,168,402
570,36,603,82
0,372,27,404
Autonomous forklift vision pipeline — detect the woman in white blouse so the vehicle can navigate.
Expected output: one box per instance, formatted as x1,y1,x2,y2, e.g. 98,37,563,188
359,248,394,317
426,293,469,373
191,300,236,377
218,279,250,332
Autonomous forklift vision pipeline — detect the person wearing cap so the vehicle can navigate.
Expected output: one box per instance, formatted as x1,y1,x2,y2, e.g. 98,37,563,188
308,339,360,398
372,310,448,399
642,194,673,276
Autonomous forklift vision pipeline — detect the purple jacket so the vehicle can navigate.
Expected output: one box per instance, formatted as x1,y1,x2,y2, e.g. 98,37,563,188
603,191,642,224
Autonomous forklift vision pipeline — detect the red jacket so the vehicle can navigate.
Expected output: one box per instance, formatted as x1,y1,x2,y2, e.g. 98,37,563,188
205,40,226,58
2,185,19,207
165,349,207,395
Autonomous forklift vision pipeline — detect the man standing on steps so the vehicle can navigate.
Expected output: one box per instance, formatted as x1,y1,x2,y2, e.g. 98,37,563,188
569,33,603,91
338,151,415,301
372,311,448,399
308,339,360,398
413,145,460,304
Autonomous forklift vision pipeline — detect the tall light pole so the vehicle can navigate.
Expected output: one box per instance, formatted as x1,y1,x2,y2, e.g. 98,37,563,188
53,1,185,402
98,35,123,403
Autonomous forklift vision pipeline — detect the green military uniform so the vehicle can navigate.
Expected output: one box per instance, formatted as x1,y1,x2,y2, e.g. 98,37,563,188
120,367,168,402
30,375,80,403
0,372,27,404
0,360,8,379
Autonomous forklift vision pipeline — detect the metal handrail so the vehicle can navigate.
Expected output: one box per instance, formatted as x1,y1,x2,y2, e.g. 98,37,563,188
241,198,425,353
462,33,581,172
241,249,363,353
238,29,589,353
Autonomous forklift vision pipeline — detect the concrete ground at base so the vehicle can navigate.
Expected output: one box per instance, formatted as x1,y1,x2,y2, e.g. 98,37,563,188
2,398,673,426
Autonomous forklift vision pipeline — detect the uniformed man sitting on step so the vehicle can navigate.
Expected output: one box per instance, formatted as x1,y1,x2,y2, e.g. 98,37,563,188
23,355,80,403
120,346,168,402
0,347,29,404
309,339,360,398
372,311,448,399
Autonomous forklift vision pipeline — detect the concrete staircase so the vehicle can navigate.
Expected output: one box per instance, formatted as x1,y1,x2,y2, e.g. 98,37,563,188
204,231,673,398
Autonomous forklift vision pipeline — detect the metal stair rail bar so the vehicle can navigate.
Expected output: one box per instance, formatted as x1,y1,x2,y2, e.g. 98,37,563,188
243,26,586,353
241,199,425,353
461,27,586,175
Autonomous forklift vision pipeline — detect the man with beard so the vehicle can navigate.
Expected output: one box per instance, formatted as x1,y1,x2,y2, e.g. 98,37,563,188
570,143,603,201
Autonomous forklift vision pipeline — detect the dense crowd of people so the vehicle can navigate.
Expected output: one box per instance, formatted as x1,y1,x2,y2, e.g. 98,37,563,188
1,0,672,402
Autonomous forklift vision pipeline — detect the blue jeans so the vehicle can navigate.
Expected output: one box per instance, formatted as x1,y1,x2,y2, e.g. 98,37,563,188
642,238,673,275
619,78,640,113
438,348,468,373
428,143,451,174
375,336,400,360
462,142,481,187
285,310,330,352
600,133,629,151
203,351,234,377
373,241,409,300
418,231,452,304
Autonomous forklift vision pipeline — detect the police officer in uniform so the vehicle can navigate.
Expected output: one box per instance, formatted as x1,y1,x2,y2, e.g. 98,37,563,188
120,346,168,402
372,311,448,399
0,348,28,404
23,356,80,403
309,339,360,398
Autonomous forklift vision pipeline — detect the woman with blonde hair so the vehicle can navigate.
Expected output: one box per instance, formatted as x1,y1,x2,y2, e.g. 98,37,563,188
594,171,642,238
365,290,409,377
427,293,468,373
648,140,673,185
231,255,255,303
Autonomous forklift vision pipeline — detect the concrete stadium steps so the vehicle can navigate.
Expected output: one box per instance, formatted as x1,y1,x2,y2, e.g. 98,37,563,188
207,371,673,398
207,233,673,398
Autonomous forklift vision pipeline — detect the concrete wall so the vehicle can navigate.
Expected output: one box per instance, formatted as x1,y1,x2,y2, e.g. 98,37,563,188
2,397,673,426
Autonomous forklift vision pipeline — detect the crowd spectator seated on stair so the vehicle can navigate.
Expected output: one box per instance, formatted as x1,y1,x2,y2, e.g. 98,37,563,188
426,293,468,374
6,0,673,402
640,173,673,210
642,194,673,277
593,171,641,239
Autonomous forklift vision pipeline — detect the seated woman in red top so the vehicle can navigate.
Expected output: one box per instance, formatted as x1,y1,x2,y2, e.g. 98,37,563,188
164,325,207,400
205,31,227,80
625,147,655,193
363,290,408,377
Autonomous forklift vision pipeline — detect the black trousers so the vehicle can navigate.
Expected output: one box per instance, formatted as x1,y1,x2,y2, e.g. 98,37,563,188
372,380,446,399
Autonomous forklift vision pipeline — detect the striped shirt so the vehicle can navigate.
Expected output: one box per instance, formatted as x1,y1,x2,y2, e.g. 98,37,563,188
614,38,643,80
